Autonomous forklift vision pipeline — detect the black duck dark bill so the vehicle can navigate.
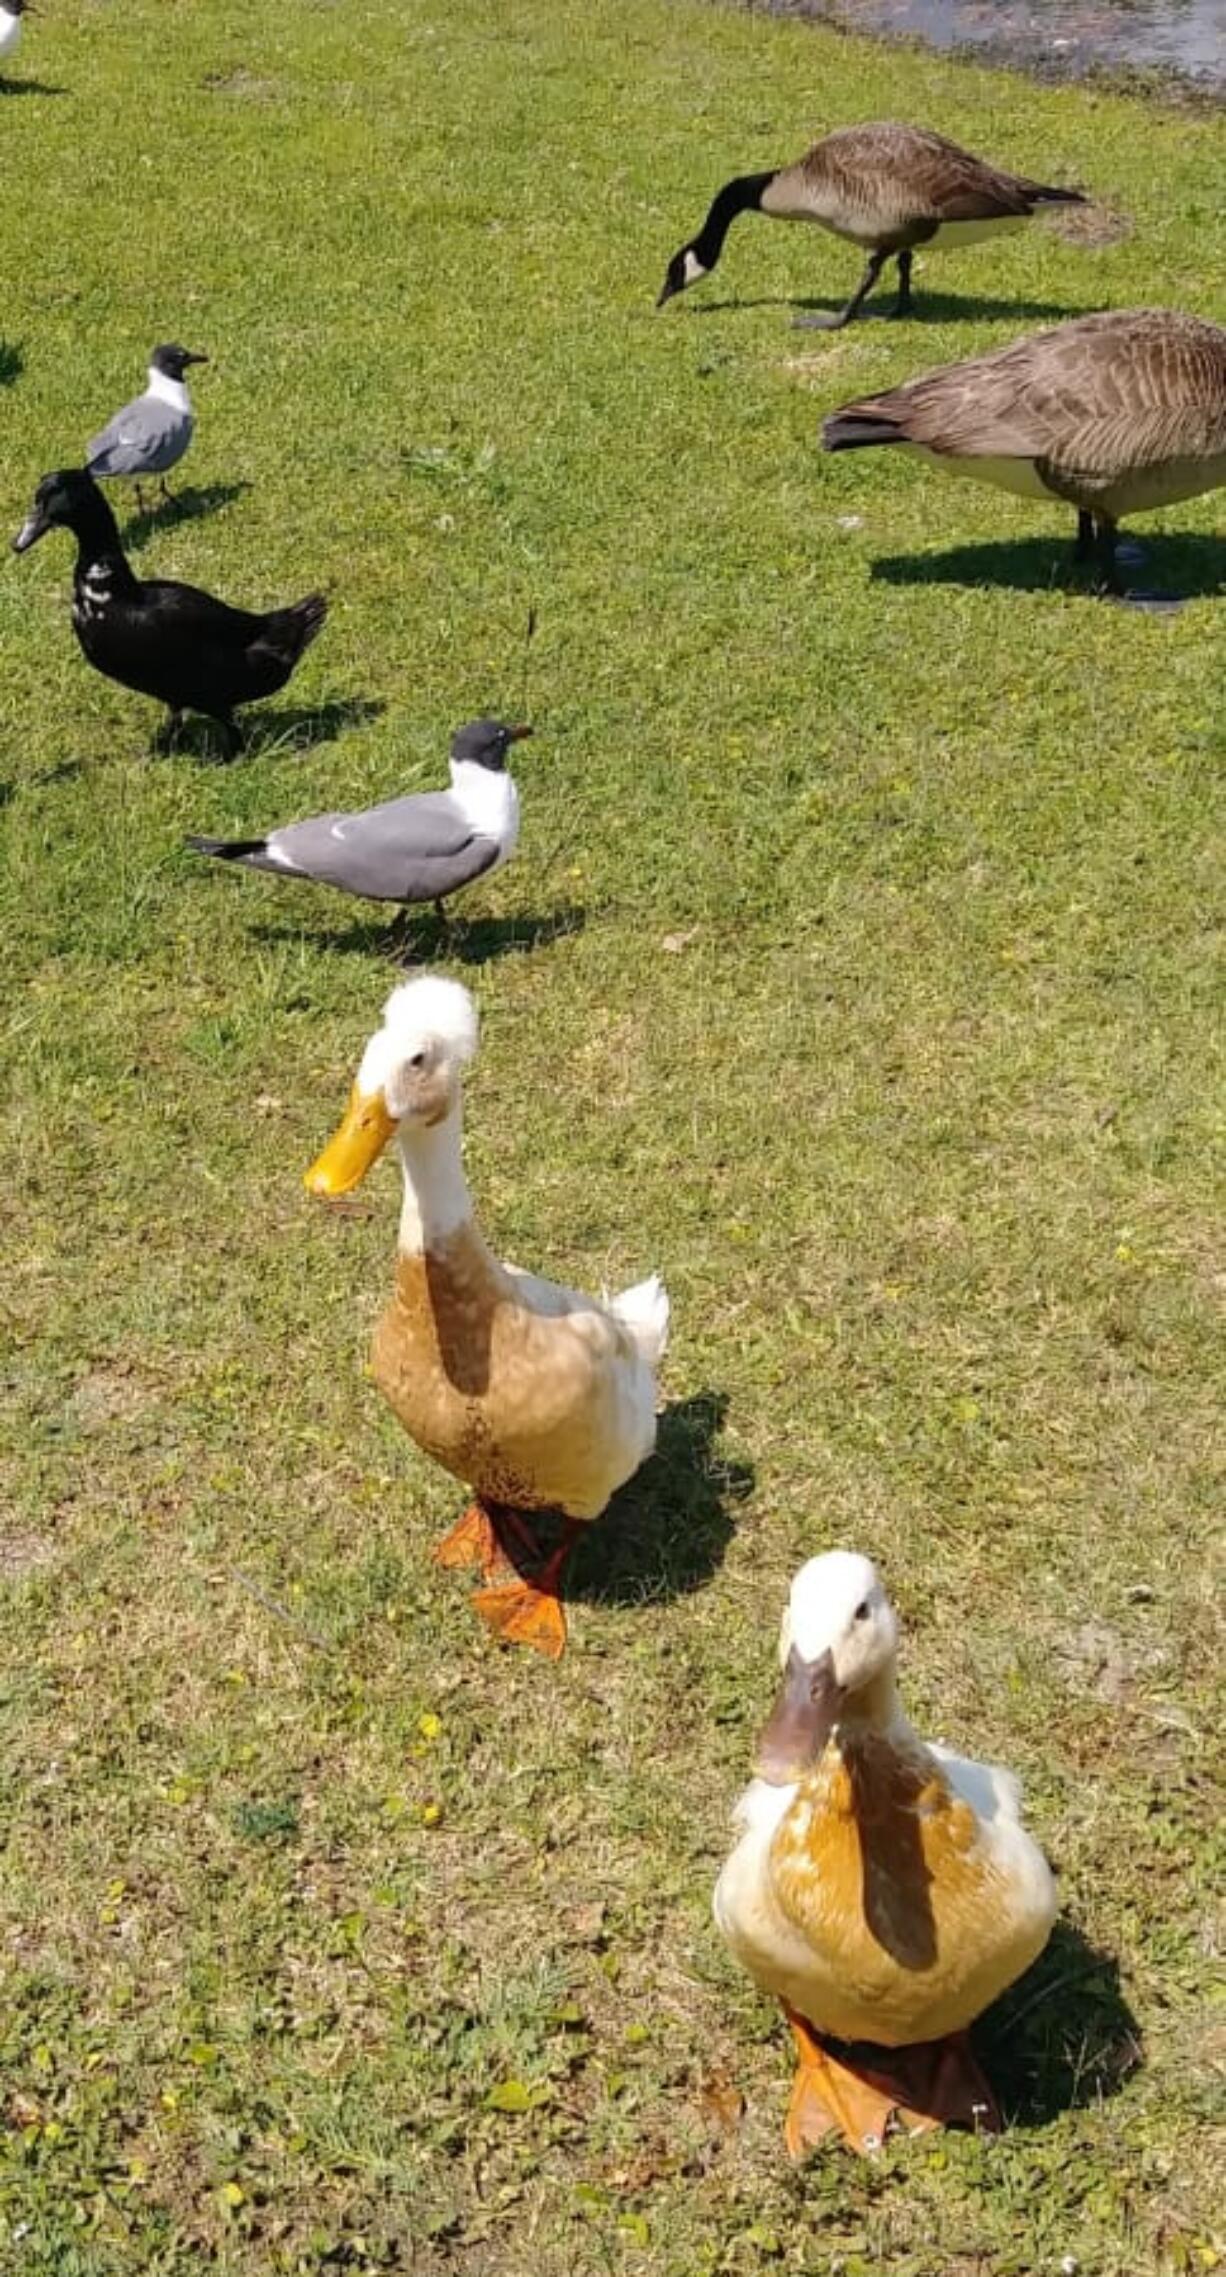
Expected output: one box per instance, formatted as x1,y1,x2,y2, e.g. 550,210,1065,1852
755,1647,844,1785
12,501,51,554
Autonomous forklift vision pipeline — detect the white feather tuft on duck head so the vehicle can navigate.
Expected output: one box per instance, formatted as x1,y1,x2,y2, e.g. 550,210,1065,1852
783,1550,897,1688
757,1551,900,1786
305,976,479,1202
358,976,478,1119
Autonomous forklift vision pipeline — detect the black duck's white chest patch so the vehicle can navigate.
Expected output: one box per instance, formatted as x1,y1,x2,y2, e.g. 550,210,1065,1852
74,566,116,625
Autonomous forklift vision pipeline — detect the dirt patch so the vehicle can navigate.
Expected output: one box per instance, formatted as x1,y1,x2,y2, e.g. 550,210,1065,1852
68,1362,158,1433
200,69,283,102
0,1530,57,1582
1044,201,1135,249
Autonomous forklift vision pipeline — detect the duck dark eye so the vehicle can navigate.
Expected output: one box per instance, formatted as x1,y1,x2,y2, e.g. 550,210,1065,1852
854,1600,870,1621
408,1051,425,1070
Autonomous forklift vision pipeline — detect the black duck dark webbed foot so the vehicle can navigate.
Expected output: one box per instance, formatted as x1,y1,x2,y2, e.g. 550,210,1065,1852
154,709,186,754
209,715,243,762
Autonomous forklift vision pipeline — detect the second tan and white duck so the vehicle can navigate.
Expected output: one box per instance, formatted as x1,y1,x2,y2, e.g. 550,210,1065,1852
715,1552,1057,2156
657,121,1085,328
305,977,669,1660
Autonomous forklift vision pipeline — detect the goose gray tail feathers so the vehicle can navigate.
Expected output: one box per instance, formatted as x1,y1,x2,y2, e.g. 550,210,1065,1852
1022,180,1088,206
822,410,908,452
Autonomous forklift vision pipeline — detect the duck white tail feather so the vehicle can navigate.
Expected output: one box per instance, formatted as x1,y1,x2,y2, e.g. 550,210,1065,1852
610,1273,670,1366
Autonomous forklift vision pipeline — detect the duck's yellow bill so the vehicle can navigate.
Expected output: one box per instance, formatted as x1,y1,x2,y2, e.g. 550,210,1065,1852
304,1085,398,1198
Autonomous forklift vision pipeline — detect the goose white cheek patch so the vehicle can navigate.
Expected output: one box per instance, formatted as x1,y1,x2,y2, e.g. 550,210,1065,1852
683,249,709,287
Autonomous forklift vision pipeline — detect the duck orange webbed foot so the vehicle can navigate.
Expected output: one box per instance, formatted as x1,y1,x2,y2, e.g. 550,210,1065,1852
472,1574,569,1659
783,2008,1000,2158
470,1518,581,1662
431,1501,505,1575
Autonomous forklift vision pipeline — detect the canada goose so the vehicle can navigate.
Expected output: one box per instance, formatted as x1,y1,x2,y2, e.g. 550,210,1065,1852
86,344,208,513
12,469,327,753
823,307,1226,601
187,718,531,925
656,121,1086,329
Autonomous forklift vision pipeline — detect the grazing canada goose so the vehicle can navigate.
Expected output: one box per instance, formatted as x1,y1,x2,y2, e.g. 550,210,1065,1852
715,1552,1057,2156
656,121,1085,329
12,469,327,753
186,717,531,925
86,344,208,513
305,977,669,1660
822,307,1226,602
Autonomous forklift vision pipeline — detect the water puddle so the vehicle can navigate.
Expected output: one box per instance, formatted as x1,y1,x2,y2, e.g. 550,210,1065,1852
751,0,1226,96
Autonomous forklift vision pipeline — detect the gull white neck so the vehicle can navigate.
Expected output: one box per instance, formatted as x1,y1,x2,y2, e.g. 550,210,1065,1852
395,1105,473,1253
449,759,519,860
147,369,192,413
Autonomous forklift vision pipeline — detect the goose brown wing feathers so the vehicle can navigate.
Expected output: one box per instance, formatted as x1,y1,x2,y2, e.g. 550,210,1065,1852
825,309,1226,479
796,122,1079,233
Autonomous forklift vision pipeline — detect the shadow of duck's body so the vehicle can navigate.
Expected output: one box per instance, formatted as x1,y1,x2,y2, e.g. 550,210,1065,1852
12,470,326,751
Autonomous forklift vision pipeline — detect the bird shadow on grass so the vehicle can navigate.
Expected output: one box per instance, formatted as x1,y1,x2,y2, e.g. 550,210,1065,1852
241,696,384,758
871,533,1226,602
684,292,1097,324
248,903,586,966
25,755,89,792
0,79,67,97
122,481,252,550
980,1918,1142,2124
568,1390,752,1612
164,696,383,765
0,343,23,387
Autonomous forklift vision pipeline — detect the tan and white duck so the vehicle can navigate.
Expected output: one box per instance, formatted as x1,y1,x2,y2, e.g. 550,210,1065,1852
305,977,669,1659
657,121,1085,329
715,1552,1057,2156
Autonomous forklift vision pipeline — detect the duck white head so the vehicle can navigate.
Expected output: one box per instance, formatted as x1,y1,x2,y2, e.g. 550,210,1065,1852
304,976,478,1206
756,1551,900,1786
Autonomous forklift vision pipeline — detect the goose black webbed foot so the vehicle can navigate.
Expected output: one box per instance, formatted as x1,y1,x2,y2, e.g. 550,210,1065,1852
792,250,888,333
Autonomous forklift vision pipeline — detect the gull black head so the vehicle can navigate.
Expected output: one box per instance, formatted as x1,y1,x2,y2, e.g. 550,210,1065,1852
12,468,106,554
449,718,533,773
151,344,209,379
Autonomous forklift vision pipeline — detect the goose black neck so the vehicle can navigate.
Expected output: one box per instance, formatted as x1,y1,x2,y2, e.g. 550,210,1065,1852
70,489,137,587
694,170,777,268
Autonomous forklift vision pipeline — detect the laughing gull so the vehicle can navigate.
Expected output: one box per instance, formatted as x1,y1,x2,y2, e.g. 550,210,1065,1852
0,0,31,74
185,718,532,920
85,343,208,510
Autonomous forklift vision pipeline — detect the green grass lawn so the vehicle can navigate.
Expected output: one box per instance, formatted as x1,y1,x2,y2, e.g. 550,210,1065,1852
1,0,1223,2269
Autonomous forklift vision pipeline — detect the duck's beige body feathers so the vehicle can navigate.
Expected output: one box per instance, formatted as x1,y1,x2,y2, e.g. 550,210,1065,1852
372,1221,662,1521
715,1717,1056,2048
824,307,1226,523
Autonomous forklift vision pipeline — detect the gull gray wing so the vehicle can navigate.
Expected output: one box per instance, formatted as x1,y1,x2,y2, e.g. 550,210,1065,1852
266,789,501,903
87,396,192,478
